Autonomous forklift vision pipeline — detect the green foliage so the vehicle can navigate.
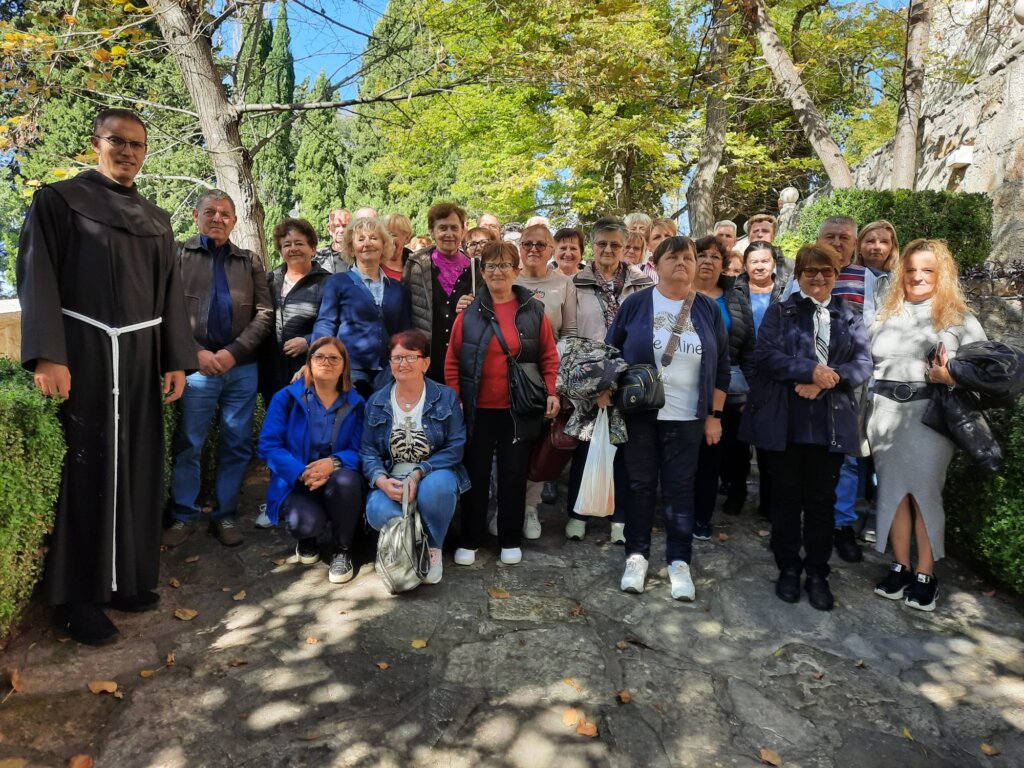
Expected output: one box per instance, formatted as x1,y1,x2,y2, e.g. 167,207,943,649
0,357,65,640
945,402,1024,593
792,189,993,269
292,72,345,242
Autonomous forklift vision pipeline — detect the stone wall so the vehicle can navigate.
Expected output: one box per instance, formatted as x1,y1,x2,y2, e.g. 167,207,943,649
0,299,20,361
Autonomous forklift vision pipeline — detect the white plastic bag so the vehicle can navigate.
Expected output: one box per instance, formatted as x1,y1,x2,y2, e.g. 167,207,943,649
573,407,616,517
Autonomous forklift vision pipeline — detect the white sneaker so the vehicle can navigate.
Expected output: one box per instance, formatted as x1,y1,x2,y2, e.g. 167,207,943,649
565,519,587,541
254,505,273,529
487,509,498,538
500,547,522,564
523,506,542,540
454,548,476,566
610,522,626,544
668,560,696,601
424,548,443,584
620,554,648,593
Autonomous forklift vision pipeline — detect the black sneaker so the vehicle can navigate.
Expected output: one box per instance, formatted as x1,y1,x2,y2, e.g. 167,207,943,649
693,521,712,541
874,562,914,600
834,526,863,563
805,573,834,611
109,590,160,613
296,538,320,565
775,567,801,603
541,481,558,504
328,550,354,584
722,493,746,516
904,573,938,612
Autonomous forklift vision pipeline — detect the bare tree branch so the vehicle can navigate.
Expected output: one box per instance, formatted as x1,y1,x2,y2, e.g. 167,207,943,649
235,82,473,115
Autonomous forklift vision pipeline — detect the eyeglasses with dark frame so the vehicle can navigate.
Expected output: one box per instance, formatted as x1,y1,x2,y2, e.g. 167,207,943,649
311,353,343,366
92,135,148,153
800,266,836,278
389,354,424,365
482,261,516,272
466,239,492,250
520,240,549,251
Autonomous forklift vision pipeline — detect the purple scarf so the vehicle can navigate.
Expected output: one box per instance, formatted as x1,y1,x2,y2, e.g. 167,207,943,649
432,248,470,296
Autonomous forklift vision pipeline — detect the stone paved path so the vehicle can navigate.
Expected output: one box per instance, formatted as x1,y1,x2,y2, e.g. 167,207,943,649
1,470,1023,767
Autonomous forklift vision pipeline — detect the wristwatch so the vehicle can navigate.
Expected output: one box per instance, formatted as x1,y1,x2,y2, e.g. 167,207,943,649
330,456,342,472
709,409,724,419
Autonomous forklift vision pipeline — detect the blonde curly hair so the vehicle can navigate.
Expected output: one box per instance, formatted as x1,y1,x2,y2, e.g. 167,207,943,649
878,239,967,330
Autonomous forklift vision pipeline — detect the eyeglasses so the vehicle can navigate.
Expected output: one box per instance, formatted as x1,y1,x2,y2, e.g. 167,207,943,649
92,135,148,153
389,354,423,365
520,241,549,251
467,240,491,250
311,353,343,366
483,261,516,272
593,241,623,252
801,267,836,278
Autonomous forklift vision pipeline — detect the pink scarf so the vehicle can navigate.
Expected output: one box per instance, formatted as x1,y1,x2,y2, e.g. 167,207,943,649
432,248,470,296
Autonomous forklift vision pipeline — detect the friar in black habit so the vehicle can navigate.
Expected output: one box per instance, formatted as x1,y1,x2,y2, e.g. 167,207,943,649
16,108,196,644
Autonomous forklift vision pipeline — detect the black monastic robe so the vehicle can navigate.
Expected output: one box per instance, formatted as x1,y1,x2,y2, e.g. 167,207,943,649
17,170,196,605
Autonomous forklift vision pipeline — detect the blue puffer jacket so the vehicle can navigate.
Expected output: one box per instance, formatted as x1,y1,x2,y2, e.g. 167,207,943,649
258,380,365,524
360,378,471,494
739,294,871,453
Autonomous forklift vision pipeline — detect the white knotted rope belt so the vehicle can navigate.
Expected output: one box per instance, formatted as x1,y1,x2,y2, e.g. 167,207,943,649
61,308,163,591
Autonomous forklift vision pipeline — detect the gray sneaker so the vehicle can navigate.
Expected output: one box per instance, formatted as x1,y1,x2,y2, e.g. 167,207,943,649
328,551,354,584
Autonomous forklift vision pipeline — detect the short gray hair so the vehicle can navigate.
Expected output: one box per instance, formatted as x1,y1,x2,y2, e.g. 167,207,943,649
195,189,235,215
623,211,652,230
589,216,628,242
818,215,857,237
713,220,737,234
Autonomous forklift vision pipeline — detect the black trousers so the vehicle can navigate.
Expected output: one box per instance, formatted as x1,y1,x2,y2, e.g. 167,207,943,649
763,444,843,577
718,404,750,503
461,408,533,549
281,468,364,550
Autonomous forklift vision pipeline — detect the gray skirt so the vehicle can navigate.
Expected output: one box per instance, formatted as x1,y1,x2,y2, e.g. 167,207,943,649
866,396,954,560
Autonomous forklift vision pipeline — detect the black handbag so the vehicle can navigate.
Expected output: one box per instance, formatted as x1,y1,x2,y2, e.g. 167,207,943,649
614,291,696,414
489,317,548,417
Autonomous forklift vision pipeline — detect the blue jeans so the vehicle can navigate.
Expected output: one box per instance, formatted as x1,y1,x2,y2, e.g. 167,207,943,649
170,363,258,523
833,454,859,528
621,415,704,564
365,469,459,548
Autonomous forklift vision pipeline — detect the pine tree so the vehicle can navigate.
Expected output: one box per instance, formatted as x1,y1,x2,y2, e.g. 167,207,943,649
292,71,345,240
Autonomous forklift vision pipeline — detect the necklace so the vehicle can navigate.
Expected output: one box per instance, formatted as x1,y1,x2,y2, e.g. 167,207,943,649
396,386,422,411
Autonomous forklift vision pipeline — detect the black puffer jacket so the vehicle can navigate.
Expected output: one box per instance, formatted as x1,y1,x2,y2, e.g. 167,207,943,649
718,277,756,382
257,263,330,402
733,271,787,306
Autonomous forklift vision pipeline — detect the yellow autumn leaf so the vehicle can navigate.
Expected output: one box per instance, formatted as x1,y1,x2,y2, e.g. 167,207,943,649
232,590,246,601
576,720,598,738
98,28,112,39
63,15,78,24
93,48,111,62
411,639,427,649
51,168,67,179
110,45,127,56
174,608,198,621
123,3,139,11
87,680,118,695
561,706,579,727
111,59,127,67
901,727,914,741
980,742,1000,756
758,748,783,766
139,669,156,678
375,662,390,670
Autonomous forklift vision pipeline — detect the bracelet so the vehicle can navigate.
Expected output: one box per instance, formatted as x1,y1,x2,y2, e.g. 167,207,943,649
330,457,341,472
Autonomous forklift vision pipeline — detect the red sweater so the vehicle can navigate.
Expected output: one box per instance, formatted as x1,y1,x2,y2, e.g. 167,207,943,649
444,299,559,409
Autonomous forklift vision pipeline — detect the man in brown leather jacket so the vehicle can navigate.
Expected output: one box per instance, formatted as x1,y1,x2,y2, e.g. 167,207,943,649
164,190,272,548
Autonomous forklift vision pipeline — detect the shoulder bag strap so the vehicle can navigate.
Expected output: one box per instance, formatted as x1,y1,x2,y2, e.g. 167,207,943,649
660,290,697,368
489,315,515,360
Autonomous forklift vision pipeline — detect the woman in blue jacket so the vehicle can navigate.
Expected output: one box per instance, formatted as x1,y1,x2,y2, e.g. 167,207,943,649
312,217,412,398
361,329,470,586
740,244,872,611
606,235,731,601
258,337,365,584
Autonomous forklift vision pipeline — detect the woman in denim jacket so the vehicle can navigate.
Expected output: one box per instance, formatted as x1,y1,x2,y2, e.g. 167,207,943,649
361,330,470,586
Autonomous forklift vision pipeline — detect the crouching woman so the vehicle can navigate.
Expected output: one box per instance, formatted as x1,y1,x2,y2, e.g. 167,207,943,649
361,330,470,585
258,337,365,584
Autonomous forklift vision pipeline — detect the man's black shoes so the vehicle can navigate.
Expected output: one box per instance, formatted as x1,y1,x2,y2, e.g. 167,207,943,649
775,567,801,603
834,526,863,563
55,603,119,646
805,574,834,611
109,590,160,613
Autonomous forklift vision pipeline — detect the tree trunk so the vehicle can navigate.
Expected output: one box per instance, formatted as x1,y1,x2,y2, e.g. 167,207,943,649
688,1,730,237
892,0,930,190
744,0,854,188
149,0,268,265
613,147,636,213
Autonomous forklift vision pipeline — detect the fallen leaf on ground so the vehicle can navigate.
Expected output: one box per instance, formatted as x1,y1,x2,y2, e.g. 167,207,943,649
901,727,914,741
980,743,1000,756
758,747,783,766
297,731,322,742
854,659,865,668
227,658,248,667
165,653,175,667
305,636,318,645
7,668,23,693
112,690,124,700
232,590,246,601
486,587,510,599
717,532,730,542
653,703,666,715
0,759,28,768
757,530,770,537
411,639,427,649
221,587,230,592
174,608,198,621
563,677,583,693
517,637,527,646
576,720,598,738
615,641,628,650
561,706,579,727
982,589,996,597
139,669,157,678
168,577,181,589
87,680,117,695
812,672,825,681
375,662,390,670
67,755,93,768
616,690,631,704
184,555,200,564
272,558,287,566
568,603,585,617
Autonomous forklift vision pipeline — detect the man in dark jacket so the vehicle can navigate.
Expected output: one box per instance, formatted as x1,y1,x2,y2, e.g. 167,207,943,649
164,190,273,548
314,208,351,273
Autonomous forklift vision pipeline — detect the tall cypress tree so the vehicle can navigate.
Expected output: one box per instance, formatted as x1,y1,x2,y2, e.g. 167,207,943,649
292,71,345,238
252,0,295,249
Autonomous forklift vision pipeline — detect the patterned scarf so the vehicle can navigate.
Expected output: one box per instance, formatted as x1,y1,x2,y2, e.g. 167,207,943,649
591,262,627,330
432,248,470,296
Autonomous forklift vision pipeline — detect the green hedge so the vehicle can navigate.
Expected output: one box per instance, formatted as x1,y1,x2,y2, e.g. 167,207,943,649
945,402,1024,593
0,357,65,639
780,188,993,269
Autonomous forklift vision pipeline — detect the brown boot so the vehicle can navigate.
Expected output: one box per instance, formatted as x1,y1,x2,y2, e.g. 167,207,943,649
162,520,192,548
209,518,243,547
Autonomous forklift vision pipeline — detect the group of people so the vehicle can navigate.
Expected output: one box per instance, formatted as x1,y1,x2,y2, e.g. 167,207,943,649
18,108,983,647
